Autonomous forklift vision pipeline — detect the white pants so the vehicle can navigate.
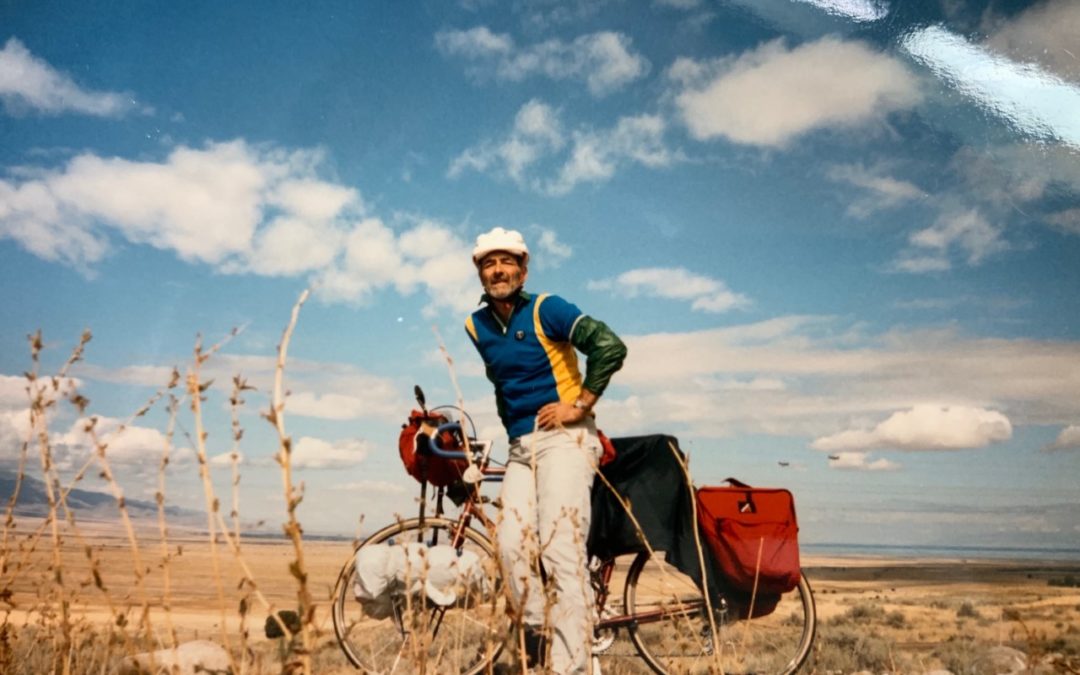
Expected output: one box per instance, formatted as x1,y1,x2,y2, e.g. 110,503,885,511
498,419,601,675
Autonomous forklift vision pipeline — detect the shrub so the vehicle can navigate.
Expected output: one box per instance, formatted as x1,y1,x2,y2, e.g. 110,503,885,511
933,636,981,674
885,610,906,628
845,602,887,622
957,601,981,619
814,625,895,671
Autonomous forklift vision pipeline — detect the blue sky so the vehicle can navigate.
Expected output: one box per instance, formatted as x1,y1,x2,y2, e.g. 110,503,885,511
1,0,1078,549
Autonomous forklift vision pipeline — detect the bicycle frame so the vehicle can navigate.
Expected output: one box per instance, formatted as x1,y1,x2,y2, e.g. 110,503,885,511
335,417,816,675
424,423,705,632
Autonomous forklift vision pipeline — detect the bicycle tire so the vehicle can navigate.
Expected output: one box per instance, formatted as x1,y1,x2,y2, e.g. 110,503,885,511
624,552,816,675
331,517,510,674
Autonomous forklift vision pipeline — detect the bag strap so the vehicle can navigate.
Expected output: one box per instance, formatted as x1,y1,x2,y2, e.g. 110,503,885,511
723,477,752,488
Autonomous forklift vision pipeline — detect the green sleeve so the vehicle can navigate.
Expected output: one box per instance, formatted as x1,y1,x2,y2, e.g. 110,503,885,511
571,316,627,396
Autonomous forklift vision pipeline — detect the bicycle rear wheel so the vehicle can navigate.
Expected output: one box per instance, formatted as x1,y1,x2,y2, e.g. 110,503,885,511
624,552,816,674
331,517,509,674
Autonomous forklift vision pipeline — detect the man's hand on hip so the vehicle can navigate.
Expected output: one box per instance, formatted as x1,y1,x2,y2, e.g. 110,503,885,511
536,401,587,430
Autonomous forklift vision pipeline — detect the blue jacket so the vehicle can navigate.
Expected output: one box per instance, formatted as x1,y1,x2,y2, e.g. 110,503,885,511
466,290,626,439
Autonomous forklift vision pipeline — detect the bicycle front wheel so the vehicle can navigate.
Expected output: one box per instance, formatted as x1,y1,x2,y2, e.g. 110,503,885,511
624,552,816,675
331,517,510,674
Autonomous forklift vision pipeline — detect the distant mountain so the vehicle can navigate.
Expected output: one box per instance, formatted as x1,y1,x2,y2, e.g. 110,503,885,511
0,470,201,523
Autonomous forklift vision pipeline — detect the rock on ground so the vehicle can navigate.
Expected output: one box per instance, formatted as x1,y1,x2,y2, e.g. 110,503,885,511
119,640,232,675
974,645,1028,674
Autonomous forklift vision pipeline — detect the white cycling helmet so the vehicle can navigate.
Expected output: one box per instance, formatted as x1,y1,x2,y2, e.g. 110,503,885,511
472,227,529,266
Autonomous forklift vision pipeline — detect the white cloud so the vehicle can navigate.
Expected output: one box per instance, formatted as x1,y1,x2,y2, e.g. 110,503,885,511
210,452,243,467
53,415,186,467
671,37,921,147
546,115,676,195
0,409,32,463
434,26,513,57
291,437,371,470
825,163,925,218
827,451,901,471
0,374,80,409
451,100,677,195
449,100,565,182
72,364,176,388
436,28,648,96
0,140,361,272
0,140,486,315
1046,425,1080,452
287,390,399,421
316,216,479,315
588,267,749,313
0,38,146,117
1047,208,1080,235
895,208,1008,273
811,405,1012,452
530,226,573,268
600,317,1080,441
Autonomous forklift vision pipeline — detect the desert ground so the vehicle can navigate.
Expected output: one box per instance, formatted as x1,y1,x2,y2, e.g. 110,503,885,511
2,518,1078,674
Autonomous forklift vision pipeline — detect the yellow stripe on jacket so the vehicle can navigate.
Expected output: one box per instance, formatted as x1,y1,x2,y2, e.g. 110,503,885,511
533,293,583,403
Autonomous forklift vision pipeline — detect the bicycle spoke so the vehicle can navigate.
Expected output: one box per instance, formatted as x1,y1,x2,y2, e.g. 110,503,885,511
332,518,510,674
623,552,816,675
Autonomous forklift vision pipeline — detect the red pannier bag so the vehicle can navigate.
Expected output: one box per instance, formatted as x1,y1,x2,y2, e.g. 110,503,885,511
398,410,468,487
696,478,801,595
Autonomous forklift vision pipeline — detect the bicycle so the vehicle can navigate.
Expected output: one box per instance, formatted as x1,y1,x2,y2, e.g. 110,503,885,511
331,397,816,674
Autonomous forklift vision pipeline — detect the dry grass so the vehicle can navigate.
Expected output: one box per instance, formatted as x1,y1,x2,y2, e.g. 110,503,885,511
4,296,1079,674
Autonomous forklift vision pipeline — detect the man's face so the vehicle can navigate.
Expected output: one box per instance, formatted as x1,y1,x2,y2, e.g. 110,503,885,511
478,251,527,300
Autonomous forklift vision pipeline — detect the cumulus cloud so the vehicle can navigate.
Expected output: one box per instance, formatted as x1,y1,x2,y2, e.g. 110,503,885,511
670,37,921,147
811,405,1012,452
530,226,573,268
435,27,648,96
598,317,1080,441
287,390,399,421
588,267,750,313
0,139,495,315
1045,425,1080,452
449,99,565,182
0,140,361,272
893,208,1008,273
291,437,371,470
827,451,901,471
451,100,677,195
316,216,479,315
52,415,192,468
0,374,81,412
0,409,32,464
0,38,147,117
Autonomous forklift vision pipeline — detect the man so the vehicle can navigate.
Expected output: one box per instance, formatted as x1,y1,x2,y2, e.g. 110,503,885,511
465,227,627,675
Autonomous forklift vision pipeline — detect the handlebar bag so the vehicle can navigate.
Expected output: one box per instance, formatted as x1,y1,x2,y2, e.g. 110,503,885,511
696,479,800,595
398,410,468,487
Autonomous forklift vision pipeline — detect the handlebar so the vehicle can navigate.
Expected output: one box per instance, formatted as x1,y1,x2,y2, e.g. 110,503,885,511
424,421,494,465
